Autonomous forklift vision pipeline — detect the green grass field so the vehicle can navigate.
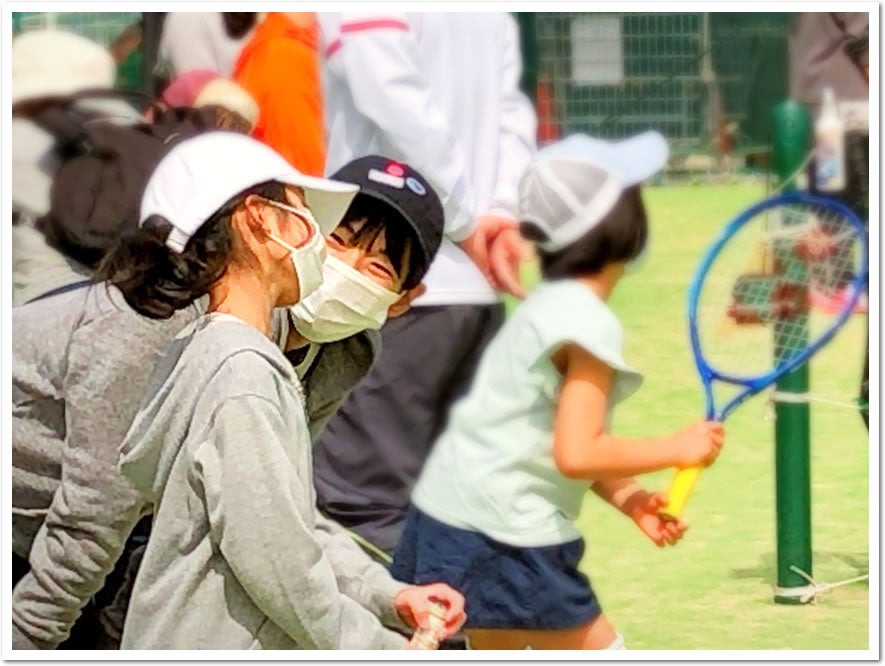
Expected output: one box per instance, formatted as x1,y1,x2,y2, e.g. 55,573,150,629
520,184,870,650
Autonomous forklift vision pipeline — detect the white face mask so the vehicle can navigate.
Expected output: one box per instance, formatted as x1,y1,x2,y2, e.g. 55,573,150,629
290,255,402,343
264,200,327,301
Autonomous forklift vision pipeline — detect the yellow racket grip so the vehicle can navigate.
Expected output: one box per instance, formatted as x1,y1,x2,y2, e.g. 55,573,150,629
659,466,703,521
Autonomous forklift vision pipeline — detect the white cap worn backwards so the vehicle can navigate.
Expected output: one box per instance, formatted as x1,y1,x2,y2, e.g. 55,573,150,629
519,131,669,251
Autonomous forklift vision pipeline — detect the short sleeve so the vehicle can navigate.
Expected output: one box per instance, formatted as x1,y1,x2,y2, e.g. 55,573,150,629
529,282,643,405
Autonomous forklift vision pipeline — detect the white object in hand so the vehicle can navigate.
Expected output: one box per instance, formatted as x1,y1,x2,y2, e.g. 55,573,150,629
406,601,448,650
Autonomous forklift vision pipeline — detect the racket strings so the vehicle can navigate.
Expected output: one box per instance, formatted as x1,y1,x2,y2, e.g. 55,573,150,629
696,202,864,379
765,206,863,297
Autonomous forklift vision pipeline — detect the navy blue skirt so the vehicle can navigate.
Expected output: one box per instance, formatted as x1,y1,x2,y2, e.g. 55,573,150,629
390,506,602,630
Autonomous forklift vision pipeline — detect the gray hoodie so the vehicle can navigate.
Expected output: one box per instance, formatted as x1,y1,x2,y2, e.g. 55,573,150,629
12,117,86,307
117,314,406,649
12,283,383,649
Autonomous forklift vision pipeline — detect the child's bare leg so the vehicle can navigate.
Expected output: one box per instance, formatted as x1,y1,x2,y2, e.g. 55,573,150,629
466,613,621,650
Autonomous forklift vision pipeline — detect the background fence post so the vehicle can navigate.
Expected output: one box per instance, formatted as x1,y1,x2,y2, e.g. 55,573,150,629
140,12,165,96
514,12,538,104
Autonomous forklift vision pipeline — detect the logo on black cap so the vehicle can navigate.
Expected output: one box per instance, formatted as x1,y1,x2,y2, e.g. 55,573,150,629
330,155,445,289
368,167,405,189
405,177,426,196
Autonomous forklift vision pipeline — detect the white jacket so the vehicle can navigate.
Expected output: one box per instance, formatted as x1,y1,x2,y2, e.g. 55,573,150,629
319,12,537,306
156,12,252,79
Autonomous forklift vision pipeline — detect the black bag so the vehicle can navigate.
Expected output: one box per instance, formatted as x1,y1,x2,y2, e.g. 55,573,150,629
31,90,233,269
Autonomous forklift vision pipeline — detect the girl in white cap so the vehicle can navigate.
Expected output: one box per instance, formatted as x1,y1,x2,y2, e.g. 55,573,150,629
11,148,443,649
89,132,463,649
391,132,725,649
10,145,452,649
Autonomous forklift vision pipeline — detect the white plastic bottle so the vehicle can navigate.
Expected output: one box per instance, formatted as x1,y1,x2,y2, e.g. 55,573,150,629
814,87,846,192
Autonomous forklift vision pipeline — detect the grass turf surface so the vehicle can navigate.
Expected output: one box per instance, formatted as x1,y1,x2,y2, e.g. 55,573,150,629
514,183,870,650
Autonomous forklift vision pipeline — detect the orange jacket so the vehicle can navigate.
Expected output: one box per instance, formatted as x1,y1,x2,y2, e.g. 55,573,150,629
234,13,326,176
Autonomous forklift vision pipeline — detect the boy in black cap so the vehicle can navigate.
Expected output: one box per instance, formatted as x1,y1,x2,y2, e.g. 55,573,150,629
286,156,444,347
332,156,444,285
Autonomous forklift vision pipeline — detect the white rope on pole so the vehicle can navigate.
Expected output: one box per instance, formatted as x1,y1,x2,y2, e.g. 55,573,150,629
785,565,870,604
770,390,864,410
763,390,867,421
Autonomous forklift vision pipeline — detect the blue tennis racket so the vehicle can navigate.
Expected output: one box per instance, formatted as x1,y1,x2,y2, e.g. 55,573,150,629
660,192,868,520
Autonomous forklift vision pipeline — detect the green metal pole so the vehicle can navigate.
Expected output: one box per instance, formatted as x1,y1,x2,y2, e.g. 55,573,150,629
770,101,814,604
513,12,538,104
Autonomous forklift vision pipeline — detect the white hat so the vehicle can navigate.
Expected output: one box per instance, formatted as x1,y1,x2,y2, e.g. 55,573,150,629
12,30,117,105
194,78,261,130
519,131,669,252
140,133,359,253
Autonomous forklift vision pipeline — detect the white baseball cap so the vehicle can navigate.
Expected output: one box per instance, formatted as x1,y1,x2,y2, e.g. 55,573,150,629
12,30,117,105
13,29,146,121
140,132,359,253
519,131,669,252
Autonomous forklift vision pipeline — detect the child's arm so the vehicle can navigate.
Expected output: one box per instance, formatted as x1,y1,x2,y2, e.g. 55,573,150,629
195,395,407,649
591,478,688,547
552,343,724,481
589,477,647,516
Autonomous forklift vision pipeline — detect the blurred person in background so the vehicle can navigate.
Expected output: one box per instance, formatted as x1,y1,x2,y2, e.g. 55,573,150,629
155,12,256,85
312,12,537,563
11,29,141,307
12,34,264,309
156,68,260,132
789,12,869,429
789,12,869,113
234,12,326,175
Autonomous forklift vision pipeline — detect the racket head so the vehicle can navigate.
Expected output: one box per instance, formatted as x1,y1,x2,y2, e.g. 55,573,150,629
687,192,868,420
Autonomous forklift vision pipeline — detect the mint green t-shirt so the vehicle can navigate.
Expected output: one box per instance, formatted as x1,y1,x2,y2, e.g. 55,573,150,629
411,279,643,548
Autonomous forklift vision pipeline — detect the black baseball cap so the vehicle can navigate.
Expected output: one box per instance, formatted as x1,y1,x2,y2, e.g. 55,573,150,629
330,156,444,289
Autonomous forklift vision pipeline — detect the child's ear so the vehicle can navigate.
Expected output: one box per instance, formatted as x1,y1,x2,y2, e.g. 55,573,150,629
387,283,426,319
241,195,312,247
242,194,273,238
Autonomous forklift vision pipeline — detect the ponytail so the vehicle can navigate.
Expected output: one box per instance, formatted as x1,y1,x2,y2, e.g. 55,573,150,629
95,214,233,318
96,180,286,318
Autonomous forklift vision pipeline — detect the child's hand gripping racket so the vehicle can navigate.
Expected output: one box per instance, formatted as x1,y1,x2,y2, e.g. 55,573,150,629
659,192,868,520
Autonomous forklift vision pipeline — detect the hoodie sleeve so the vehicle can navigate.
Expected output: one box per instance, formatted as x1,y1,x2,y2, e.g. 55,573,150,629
301,330,380,441
11,314,153,649
487,15,537,220
196,394,407,649
324,12,476,241
312,512,409,631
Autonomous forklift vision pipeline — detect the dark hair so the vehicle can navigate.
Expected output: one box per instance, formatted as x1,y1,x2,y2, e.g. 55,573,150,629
153,105,251,136
222,13,258,39
521,185,648,280
95,181,286,318
199,105,253,134
339,195,424,290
